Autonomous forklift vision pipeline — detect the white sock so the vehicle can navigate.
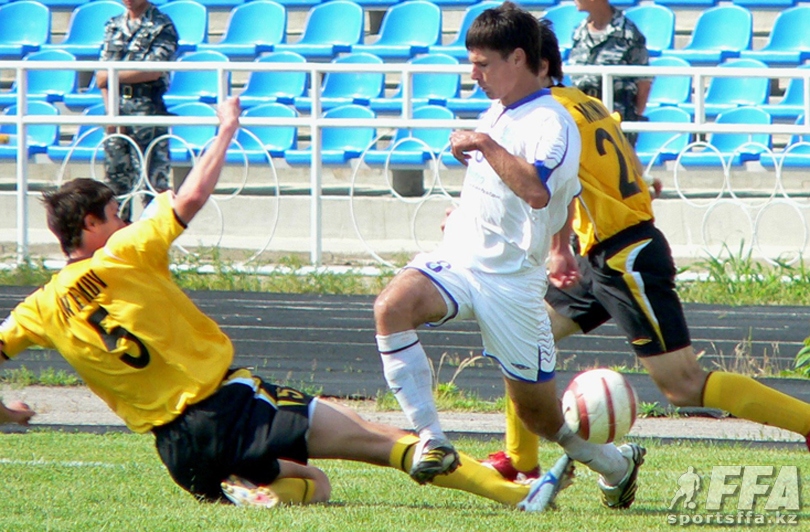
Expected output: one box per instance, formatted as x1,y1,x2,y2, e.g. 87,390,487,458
554,424,628,485
377,331,445,440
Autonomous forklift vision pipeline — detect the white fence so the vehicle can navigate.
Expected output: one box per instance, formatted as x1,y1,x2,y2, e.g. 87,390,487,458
2,59,810,266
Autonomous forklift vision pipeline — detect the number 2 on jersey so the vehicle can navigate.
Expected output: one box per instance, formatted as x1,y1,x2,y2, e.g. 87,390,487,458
595,126,641,199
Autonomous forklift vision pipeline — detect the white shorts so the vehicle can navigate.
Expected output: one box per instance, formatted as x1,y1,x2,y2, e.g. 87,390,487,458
406,252,557,382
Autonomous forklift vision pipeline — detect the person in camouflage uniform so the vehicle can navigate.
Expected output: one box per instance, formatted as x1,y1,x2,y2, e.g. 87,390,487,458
566,0,651,145
96,0,178,222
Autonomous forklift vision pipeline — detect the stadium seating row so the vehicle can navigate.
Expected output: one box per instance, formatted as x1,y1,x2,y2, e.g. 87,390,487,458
0,0,801,11
646,57,810,122
4,101,810,169
3,49,807,124
2,1,810,64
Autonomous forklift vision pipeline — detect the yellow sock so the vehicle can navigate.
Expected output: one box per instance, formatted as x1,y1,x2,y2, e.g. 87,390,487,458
703,371,810,437
266,478,317,504
389,433,420,470
505,396,540,473
389,434,529,506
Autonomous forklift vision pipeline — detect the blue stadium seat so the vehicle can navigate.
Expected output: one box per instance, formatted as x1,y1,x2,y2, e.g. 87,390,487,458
39,1,126,60
162,51,230,107
285,104,376,166
646,56,692,110
760,115,810,168
167,101,217,163
351,1,442,61
542,4,587,60
0,49,78,107
445,84,489,117
196,1,286,60
732,0,796,9
738,6,810,66
680,59,769,119
761,65,810,121
63,74,103,111
273,1,364,61
656,0,716,7
428,1,501,61
154,0,241,11
238,52,308,109
0,101,59,158
47,103,106,163
370,53,461,114
661,5,752,65
624,4,674,57
160,0,208,54
295,53,384,113
364,105,453,167
0,1,51,60
227,103,297,164
678,107,771,167
635,106,691,166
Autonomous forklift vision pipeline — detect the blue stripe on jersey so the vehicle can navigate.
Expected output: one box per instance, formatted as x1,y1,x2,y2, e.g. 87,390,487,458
505,88,552,110
533,127,571,198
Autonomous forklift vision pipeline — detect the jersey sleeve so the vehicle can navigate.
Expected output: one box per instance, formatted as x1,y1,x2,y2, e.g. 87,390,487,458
0,290,55,358
528,111,582,201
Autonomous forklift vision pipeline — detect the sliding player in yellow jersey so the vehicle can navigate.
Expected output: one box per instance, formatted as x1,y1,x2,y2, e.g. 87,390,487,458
483,26,810,488
0,97,558,511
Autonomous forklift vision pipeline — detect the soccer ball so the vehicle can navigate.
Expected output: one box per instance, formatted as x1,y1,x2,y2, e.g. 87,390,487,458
561,368,638,444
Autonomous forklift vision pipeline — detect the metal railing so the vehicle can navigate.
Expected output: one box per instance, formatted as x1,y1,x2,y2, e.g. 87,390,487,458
1,59,809,265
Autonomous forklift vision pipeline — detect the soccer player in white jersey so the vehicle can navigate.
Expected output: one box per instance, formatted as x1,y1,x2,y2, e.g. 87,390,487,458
373,2,645,510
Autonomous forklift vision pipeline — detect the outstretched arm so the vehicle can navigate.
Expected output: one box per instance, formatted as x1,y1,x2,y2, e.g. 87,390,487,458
0,341,36,425
173,98,242,225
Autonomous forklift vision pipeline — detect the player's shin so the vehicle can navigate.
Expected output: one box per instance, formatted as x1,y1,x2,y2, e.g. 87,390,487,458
505,396,540,472
377,331,445,439
553,423,628,485
703,371,810,437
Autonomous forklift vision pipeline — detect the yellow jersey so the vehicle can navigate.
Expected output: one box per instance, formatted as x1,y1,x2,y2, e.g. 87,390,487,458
551,87,654,254
0,192,233,432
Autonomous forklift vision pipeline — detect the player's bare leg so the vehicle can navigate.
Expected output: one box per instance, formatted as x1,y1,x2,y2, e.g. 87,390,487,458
642,346,810,443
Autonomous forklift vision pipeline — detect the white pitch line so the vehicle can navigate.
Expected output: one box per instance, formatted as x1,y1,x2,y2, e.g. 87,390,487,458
0,458,125,469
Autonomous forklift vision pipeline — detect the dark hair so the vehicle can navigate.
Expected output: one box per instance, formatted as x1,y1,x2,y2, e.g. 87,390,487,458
466,1,543,75
42,178,115,255
538,17,565,84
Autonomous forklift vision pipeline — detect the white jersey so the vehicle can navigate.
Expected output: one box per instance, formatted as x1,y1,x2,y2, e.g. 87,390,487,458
441,88,582,274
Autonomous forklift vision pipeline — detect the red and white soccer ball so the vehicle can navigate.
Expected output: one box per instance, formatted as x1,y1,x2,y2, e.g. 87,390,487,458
562,368,638,444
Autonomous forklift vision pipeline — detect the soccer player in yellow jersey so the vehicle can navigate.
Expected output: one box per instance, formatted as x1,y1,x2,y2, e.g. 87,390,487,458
482,22,810,486
0,97,553,511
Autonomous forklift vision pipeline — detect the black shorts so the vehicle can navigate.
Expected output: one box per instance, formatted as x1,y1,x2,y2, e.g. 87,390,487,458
152,369,314,501
545,221,691,357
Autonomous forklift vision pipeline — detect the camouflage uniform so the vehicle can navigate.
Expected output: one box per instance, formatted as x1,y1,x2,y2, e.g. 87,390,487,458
100,4,178,221
568,7,650,145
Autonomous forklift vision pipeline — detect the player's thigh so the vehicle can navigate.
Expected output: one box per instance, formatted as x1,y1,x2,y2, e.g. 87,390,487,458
474,270,555,382
377,252,479,328
591,233,690,356
375,267,452,332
